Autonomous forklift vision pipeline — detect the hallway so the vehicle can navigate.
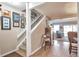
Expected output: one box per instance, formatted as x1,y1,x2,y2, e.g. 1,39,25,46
31,40,77,57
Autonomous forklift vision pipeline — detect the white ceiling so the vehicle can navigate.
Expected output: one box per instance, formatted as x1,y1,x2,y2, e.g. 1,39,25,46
2,2,26,11
29,2,45,9
34,2,77,19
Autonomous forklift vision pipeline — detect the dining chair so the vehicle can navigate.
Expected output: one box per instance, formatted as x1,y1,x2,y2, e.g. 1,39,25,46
68,32,77,55
41,27,51,50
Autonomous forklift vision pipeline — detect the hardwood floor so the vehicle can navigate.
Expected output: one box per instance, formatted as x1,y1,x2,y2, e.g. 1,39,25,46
16,48,26,57
4,48,26,57
31,40,77,57
4,52,22,57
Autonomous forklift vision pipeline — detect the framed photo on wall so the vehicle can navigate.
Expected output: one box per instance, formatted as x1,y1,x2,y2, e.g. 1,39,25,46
12,12,20,27
2,9,11,17
21,14,26,28
1,16,11,30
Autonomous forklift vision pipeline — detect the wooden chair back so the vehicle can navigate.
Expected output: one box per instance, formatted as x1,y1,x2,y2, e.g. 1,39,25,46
68,32,77,43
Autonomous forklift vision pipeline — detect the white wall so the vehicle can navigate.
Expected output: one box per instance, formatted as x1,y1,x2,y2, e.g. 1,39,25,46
31,16,47,54
48,17,77,25
0,3,23,55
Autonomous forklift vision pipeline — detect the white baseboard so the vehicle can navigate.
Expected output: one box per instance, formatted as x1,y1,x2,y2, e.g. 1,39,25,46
0,48,18,57
30,46,41,56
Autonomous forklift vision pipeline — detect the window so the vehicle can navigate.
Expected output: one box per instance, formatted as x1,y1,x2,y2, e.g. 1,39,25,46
64,25,77,37
54,25,60,33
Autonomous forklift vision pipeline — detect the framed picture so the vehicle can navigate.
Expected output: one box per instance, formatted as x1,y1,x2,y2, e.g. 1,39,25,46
2,9,11,17
21,15,26,28
12,12,20,27
1,16,11,30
